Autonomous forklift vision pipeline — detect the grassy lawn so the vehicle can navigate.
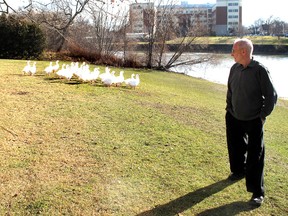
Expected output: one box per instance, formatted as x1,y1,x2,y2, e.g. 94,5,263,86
204,36,288,45
169,36,288,45
0,59,287,215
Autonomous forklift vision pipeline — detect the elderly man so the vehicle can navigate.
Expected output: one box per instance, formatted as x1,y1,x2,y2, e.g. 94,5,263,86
226,38,277,206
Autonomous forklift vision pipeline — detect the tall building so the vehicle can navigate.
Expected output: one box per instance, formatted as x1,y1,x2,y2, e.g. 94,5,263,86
213,0,242,35
128,0,242,36
129,2,156,34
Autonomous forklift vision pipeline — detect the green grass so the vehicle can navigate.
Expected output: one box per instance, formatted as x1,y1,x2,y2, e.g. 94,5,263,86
0,59,287,215
168,36,288,45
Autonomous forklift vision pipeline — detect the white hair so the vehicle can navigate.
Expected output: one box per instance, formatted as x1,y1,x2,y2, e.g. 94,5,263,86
234,38,254,55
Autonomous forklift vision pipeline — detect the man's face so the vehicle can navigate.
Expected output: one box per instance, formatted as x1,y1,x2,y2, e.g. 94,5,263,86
231,44,243,63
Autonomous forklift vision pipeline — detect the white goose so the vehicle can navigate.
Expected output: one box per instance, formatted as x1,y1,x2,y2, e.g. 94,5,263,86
99,66,111,82
113,70,125,86
56,64,66,78
124,73,135,85
102,71,116,86
87,67,100,82
57,64,73,80
63,65,74,80
77,64,91,82
126,74,140,89
52,60,60,73
44,62,53,75
71,62,81,78
30,62,37,75
22,60,31,75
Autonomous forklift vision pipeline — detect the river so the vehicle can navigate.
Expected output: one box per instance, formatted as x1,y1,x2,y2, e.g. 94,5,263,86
171,53,288,100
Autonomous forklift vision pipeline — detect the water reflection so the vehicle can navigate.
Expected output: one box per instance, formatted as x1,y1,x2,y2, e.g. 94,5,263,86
172,53,288,100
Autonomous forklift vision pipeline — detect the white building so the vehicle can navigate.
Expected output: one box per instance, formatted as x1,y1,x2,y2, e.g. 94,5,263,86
213,0,242,35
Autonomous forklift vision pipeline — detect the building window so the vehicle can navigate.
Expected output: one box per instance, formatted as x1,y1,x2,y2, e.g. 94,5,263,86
228,15,238,19
228,21,239,25
228,9,238,12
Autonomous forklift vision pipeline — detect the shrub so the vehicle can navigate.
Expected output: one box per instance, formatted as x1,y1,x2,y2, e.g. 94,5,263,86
63,41,142,68
0,13,45,59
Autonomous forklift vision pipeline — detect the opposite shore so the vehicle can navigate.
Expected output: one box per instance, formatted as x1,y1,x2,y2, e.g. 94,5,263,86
135,44,288,55
133,36,288,55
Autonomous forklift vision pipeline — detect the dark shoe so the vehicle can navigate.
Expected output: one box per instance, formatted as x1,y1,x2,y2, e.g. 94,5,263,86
249,195,264,207
227,172,245,181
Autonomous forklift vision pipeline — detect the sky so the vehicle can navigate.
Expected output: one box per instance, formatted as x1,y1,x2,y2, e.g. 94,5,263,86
243,0,288,26
5,0,288,27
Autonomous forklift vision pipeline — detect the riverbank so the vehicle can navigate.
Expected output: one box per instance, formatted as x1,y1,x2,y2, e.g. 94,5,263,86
170,44,288,55
135,44,288,55
136,36,288,55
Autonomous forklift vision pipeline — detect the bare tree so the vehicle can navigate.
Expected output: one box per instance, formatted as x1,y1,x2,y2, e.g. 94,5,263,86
248,19,263,35
85,0,129,55
22,0,90,52
0,0,21,13
129,0,212,70
143,3,156,68
68,15,93,49
160,5,212,70
269,18,286,37
261,16,275,35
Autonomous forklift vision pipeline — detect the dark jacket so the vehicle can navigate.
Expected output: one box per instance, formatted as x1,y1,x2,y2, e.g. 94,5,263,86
226,58,277,121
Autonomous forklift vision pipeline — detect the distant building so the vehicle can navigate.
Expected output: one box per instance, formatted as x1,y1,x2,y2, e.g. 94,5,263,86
162,2,214,36
129,2,156,35
128,0,242,36
213,0,242,35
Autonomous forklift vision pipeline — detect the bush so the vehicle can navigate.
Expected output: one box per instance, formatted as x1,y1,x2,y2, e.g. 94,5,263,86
0,13,45,59
63,41,142,68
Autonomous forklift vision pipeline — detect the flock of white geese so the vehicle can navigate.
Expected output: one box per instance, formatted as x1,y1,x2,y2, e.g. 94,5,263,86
22,60,140,88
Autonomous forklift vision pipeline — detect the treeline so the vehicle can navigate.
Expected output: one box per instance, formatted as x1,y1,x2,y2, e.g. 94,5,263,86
0,14,45,59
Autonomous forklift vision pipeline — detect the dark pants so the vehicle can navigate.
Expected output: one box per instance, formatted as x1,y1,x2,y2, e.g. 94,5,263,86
225,111,265,197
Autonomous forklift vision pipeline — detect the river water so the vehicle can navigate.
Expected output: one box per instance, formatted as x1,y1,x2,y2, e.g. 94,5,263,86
171,53,288,100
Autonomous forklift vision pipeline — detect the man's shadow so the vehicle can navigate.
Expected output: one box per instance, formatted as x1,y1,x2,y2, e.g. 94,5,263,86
196,201,257,216
137,179,258,216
